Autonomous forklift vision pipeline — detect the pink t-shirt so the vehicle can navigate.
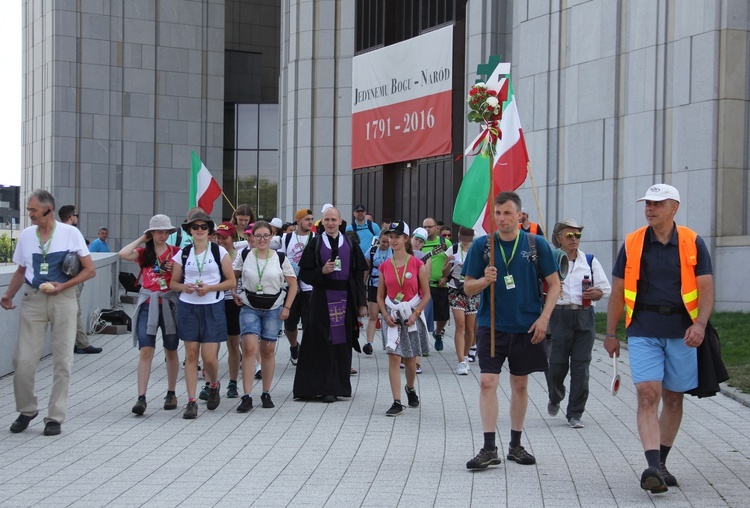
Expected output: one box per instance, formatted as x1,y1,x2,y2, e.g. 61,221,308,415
137,245,181,292
379,255,424,302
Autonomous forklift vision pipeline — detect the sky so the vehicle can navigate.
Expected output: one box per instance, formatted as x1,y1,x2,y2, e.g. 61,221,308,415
0,2,22,187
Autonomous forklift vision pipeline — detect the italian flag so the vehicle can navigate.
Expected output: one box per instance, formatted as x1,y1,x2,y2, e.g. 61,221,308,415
453,78,529,235
190,151,222,214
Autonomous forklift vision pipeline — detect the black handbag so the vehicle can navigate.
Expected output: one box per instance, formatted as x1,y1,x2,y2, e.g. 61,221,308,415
244,290,282,310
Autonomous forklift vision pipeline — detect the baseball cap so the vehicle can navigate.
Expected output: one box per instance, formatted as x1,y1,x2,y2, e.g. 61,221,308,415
215,221,237,237
295,208,313,221
353,204,366,212
412,227,428,242
321,203,333,214
386,220,410,236
269,218,283,229
637,184,680,203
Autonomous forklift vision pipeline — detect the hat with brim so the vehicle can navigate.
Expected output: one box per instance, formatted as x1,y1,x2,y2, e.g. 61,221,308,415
552,219,584,248
215,221,237,238
386,220,410,236
181,211,215,234
412,227,428,242
269,218,283,229
637,183,680,203
144,214,177,235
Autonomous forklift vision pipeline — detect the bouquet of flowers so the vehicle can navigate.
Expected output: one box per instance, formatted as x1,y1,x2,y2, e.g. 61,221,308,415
466,82,502,156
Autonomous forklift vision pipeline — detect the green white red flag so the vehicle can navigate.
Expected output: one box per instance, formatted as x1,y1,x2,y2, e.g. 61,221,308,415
453,78,529,234
190,151,221,214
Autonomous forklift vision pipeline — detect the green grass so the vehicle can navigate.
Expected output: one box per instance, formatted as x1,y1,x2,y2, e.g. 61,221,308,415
595,311,750,394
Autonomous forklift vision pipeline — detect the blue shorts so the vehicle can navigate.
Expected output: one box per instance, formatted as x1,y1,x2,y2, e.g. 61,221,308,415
177,300,227,343
240,305,282,342
136,303,179,350
629,336,698,392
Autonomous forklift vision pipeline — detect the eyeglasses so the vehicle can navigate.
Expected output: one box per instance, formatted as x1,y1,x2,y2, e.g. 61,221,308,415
73,213,79,217
561,232,582,239
191,224,210,231
441,233,451,238
424,225,437,229
253,234,272,240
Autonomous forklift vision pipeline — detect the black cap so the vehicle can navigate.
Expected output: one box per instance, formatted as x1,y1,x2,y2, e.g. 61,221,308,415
353,204,366,212
385,220,410,236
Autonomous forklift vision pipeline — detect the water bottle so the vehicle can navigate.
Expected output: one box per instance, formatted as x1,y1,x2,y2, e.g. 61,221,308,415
581,275,592,307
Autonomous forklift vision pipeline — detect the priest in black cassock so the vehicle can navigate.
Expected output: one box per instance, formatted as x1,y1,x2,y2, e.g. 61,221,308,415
293,207,368,402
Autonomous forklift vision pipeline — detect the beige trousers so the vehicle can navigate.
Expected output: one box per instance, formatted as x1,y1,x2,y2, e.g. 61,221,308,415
13,284,77,424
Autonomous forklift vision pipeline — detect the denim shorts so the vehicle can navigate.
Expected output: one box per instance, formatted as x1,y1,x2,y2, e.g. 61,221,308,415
628,336,698,392
240,305,282,342
177,300,227,343
136,302,179,350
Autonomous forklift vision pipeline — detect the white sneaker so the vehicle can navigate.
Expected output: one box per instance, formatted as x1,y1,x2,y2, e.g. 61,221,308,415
456,361,469,375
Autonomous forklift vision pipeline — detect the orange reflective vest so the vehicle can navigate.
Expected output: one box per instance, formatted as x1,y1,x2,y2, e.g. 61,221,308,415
518,222,540,235
623,225,699,327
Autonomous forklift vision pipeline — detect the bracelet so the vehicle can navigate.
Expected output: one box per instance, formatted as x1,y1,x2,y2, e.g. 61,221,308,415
413,309,421,317
605,333,618,339
284,306,291,310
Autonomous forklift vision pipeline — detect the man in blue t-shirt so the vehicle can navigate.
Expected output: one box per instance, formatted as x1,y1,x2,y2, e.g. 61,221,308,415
346,204,380,256
88,227,110,252
461,191,560,470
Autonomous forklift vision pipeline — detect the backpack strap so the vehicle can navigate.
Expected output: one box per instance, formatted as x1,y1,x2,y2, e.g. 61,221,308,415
366,220,375,236
284,232,293,250
527,233,544,299
585,253,594,284
241,246,251,262
180,244,193,283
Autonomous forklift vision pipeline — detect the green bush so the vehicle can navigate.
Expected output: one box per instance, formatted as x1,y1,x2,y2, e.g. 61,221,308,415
0,233,17,263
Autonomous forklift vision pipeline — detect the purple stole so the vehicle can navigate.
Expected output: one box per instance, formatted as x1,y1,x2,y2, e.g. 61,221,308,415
320,235,350,345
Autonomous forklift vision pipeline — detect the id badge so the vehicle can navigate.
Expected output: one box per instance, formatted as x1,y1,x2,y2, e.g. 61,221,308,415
39,262,49,275
503,274,516,289
394,292,404,303
256,283,264,292
195,279,203,286
158,277,168,290
333,257,342,271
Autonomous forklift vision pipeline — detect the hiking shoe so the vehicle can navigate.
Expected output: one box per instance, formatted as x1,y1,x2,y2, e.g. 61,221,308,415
507,445,536,465
227,382,239,399
163,393,178,410
289,345,299,365
261,392,274,408
547,401,560,417
416,364,422,374
183,401,198,419
207,383,221,410
199,383,209,401
362,342,373,355
640,467,668,493
456,361,469,375
237,395,253,413
10,412,38,433
568,417,584,429
132,396,147,415
386,401,404,416
660,462,678,487
433,332,444,351
405,386,420,407
466,448,501,469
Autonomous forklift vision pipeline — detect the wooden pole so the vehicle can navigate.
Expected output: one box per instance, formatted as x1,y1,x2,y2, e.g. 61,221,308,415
488,149,496,358
221,190,236,213
526,161,545,236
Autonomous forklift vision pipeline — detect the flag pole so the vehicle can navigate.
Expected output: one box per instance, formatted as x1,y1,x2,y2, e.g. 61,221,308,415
488,150,496,358
221,190,236,213
526,161,546,236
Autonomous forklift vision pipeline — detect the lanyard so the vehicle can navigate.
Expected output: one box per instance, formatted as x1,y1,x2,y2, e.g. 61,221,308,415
498,232,520,274
255,248,269,282
390,255,411,289
195,247,209,277
295,232,309,249
36,223,57,262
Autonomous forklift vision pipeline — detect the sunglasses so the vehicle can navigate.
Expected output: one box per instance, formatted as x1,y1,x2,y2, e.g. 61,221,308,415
191,224,210,231
441,233,451,238
562,232,582,239
253,234,272,240
73,213,79,217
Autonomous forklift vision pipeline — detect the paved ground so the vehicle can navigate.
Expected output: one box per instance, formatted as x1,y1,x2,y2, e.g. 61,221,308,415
1,303,749,507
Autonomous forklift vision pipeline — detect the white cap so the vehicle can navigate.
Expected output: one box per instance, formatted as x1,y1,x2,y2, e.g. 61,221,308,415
412,227,428,242
321,203,334,213
637,184,680,203
269,218,283,229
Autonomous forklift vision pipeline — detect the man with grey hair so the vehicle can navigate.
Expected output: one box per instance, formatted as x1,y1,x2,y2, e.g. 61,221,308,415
2,190,95,436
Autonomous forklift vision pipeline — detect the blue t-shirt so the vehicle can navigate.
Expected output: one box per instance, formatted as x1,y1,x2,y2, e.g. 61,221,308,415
346,220,380,256
612,226,712,338
368,245,393,287
462,231,558,333
88,238,110,252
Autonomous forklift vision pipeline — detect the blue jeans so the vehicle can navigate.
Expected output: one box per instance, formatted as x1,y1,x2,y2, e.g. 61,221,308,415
240,305,283,341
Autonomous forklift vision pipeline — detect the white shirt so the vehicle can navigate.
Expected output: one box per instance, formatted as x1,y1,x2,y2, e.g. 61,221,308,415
278,231,314,292
172,244,229,305
557,249,612,307
233,249,296,309
13,222,90,288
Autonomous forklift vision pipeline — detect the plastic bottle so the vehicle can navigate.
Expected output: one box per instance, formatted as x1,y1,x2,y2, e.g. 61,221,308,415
581,275,592,307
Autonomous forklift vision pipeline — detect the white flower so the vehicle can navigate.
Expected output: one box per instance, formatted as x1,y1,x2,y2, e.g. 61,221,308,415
485,96,499,108
473,82,487,89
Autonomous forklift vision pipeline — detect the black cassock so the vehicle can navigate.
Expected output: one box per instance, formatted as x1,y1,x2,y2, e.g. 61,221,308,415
292,233,367,399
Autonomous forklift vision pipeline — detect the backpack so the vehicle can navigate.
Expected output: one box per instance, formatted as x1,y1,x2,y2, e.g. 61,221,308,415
584,253,594,284
180,243,225,299
484,231,546,300
241,246,286,267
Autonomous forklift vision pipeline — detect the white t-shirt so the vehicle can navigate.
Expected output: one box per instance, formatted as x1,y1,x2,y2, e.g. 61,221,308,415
13,222,90,288
277,231,313,292
233,249,296,309
172,244,229,305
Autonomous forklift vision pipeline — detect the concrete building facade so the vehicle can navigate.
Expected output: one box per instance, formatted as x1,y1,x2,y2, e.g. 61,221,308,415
22,0,750,310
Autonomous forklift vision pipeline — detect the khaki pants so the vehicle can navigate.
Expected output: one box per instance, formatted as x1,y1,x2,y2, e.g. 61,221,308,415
74,284,90,349
13,285,77,424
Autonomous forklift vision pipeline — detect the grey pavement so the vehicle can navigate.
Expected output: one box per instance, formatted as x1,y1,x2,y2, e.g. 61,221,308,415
1,303,749,507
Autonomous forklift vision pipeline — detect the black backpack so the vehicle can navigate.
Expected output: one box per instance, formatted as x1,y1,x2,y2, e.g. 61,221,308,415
241,246,286,266
180,242,225,300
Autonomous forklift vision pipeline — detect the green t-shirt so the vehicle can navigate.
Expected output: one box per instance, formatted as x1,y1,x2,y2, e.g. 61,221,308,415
421,236,452,285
